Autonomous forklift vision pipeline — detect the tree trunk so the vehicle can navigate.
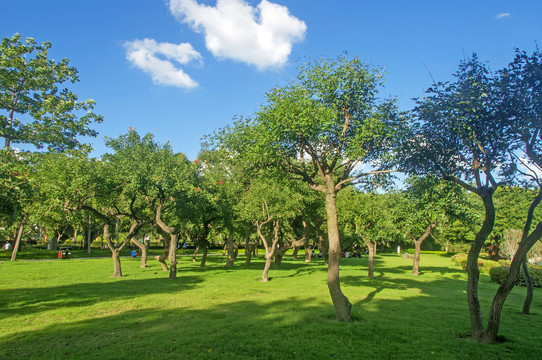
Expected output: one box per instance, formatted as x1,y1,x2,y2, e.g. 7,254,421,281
367,241,376,279
256,218,280,282
192,245,199,262
200,243,208,267
132,238,148,268
226,232,237,267
521,259,533,315
412,223,437,276
154,200,179,279
467,189,495,342
262,254,272,282
10,218,26,261
325,180,352,322
485,222,542,343
291,246,299,260
87,220,92,254
168,234,178,279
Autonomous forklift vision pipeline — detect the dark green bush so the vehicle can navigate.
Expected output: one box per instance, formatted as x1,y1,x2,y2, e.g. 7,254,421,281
489,265,542,288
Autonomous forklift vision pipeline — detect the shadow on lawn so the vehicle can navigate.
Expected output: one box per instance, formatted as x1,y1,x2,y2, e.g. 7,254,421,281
1,281,539,360
0,276,203,321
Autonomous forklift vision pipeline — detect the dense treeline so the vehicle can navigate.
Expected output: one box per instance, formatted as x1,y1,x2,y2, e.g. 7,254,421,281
2,33,542,343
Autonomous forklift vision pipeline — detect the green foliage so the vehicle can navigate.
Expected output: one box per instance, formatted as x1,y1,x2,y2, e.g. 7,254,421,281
452,253,502,273
0,33,102,151
490,265,542,288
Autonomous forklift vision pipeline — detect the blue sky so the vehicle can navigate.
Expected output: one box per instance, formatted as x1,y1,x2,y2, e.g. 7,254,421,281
2,0,541,160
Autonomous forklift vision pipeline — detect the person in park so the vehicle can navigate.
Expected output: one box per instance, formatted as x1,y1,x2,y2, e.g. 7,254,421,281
130,249,137,258
2,241,11,250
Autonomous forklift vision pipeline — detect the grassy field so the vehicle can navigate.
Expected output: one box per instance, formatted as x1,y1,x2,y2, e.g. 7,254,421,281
0,252,540,359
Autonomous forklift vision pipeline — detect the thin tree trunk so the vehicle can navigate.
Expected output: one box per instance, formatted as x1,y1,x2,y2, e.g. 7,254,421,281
132,238,148,268
10,217,26,261
412,223,437,276
257,217,280,282
325,180,352,321
291,247,299,260
366,241,376,279
521,259,533,315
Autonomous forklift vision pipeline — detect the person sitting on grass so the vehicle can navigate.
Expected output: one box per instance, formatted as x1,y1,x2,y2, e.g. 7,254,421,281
130,249,137,258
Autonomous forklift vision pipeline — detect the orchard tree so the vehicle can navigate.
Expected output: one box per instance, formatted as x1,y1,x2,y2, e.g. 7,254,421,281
492,48,542,317
213,54,402,321
338,188,399,278
235,175,305,282
0,33,102,150
401,176,472,276
104,130,195,279
399,52,542,343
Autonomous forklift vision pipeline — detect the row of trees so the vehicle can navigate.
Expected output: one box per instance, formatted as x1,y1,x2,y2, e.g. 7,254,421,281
2,33,542,344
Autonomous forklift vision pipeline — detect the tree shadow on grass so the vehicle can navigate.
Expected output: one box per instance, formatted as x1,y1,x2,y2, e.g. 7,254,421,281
1,282,539,360
0,276,203,321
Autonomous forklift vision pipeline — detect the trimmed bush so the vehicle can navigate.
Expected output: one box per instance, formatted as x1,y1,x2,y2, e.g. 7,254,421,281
451,253,501,273
451,253,468,270
489,265,542,288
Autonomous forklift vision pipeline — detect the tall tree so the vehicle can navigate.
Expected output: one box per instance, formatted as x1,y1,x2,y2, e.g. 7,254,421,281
0,33,102,150
398,52,542,343
213,54,401,321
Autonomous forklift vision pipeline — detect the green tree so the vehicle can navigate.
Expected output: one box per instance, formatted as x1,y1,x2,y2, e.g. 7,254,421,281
0,33,102,151
213,54,401,321
399,52,542,343
401,176,471,276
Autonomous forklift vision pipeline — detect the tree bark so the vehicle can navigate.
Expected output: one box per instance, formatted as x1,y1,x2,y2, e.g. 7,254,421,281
467,189,495,341
257,217,280,282
225,231,238,267
154,200,178,279
366,241,376,279
485,222,542,343
131,238,148,268
521,259,533,315
412,223,437,276
325,179,352,321
10,217,26,261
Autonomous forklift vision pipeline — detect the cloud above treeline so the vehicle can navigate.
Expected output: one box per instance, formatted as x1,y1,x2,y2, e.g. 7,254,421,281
124,39,202,88
125,0,307,89
496,12,511,19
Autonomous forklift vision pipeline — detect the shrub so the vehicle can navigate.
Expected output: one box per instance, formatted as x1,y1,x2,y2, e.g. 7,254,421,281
489,265,542,288
451,254,501,273
451,253,468,270
478,259,501,273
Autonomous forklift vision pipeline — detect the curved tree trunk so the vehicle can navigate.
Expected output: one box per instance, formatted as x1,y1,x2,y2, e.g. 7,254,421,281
131,238,148,268
412,223,437,276
325,181,352,322
467,189,495,342
485,222,542,343
256,217,280,282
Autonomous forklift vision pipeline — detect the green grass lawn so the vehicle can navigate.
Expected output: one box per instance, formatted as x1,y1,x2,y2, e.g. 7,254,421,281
0,253,540,359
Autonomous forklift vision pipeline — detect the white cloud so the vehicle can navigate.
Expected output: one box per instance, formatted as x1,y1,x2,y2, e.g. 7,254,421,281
496,12,511,19
125,38,202,88
169,0,307,70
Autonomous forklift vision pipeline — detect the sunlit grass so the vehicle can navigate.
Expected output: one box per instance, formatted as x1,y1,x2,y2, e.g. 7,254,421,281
0,253,540,359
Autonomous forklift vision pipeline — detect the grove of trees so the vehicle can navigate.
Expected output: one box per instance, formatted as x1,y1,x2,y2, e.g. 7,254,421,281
2,33,542,344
